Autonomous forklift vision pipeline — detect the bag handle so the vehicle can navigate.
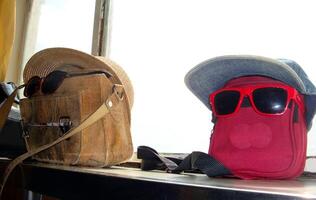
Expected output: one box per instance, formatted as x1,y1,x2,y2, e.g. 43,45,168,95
0,84,24,131
0,84,125,199
137,146,231,177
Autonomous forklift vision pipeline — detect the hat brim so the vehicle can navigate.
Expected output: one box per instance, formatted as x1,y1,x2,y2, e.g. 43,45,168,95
185,55,316,130
185,55,307,110
23,48,133,108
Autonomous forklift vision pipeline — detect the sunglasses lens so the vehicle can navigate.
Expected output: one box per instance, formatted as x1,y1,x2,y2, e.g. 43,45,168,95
42,71,68,94
253,88,287,114
214,91,240,115
24,76,41,97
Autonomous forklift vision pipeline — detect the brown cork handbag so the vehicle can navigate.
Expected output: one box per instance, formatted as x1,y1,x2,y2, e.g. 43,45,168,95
20,47,134,166
0,48,134,196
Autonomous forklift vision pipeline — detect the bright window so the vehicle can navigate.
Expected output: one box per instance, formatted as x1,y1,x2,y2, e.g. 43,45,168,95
109,0,316,155
23,0,96,61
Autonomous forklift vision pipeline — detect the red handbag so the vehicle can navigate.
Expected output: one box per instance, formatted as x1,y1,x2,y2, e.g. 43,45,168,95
208,76,307,179
138,76,307,179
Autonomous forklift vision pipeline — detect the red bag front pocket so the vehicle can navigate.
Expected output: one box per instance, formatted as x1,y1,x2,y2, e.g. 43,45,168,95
209,104,306,179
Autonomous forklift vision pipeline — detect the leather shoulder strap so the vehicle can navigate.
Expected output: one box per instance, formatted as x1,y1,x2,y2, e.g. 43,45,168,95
137,146,231,177
172,151,231,177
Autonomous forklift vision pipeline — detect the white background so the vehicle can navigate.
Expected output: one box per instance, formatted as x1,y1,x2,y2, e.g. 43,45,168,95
109,0,316,154
32,0,95,55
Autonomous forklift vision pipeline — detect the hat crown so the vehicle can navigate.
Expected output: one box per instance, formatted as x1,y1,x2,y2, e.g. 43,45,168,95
23,48,134,109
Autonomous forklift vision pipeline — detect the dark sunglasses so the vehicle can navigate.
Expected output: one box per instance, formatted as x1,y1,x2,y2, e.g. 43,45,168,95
209,84,305,117
24,70,112,98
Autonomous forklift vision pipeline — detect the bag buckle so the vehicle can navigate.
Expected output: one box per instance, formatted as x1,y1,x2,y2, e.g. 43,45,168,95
20,120,29,138
113,84,124,101
21,117,72,137
58,117,72,135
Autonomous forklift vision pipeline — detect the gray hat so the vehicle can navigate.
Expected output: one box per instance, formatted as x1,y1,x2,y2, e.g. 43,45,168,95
185,55,316,131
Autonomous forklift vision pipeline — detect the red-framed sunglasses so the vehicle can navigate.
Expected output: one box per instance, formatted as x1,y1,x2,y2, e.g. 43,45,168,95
209,83,305,117
24,70,112,98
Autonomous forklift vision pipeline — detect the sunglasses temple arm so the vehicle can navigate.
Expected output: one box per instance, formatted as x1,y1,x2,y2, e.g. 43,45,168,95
68,70,113,78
